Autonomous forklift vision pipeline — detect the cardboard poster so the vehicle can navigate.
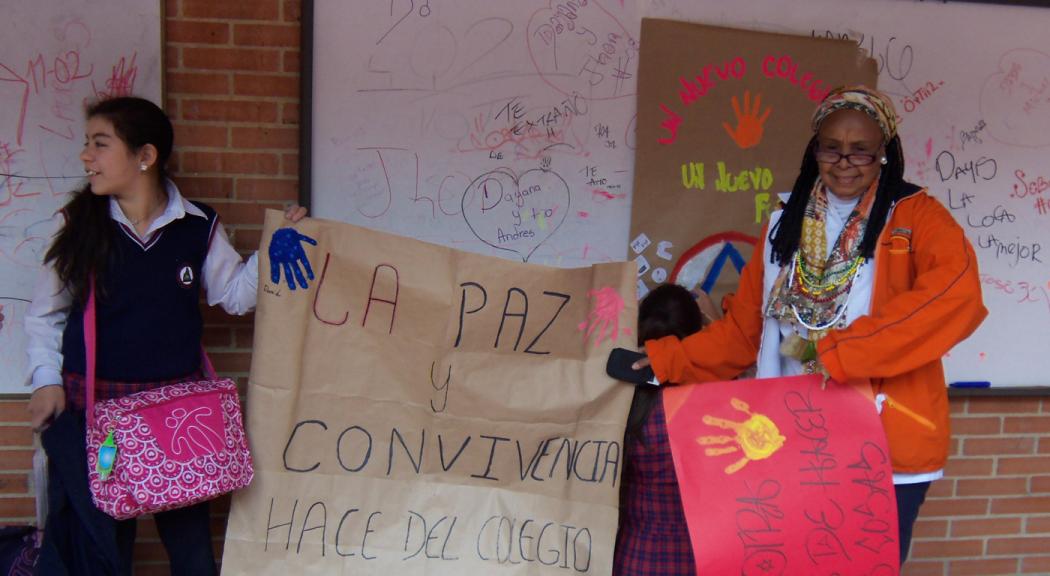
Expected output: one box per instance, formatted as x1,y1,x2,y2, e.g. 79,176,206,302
630,20,876,302
664,375,899,575
221,211,636,575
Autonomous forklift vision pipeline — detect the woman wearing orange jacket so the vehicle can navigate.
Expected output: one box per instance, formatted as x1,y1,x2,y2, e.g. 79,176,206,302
636,86,987,564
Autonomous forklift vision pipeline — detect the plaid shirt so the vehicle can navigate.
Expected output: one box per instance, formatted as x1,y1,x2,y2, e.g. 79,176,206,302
62,371,202,412
614,396,696,575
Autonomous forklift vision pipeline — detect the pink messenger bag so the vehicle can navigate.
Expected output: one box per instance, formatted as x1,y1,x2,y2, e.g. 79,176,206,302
83,279,254,520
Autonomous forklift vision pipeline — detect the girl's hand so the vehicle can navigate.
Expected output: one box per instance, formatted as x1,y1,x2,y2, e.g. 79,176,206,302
632,356,651,371
284,205,308,223
28,385,66,432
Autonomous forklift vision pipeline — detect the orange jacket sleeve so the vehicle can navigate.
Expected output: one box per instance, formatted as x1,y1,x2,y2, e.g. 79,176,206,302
644,225,768,385
818,194,988,382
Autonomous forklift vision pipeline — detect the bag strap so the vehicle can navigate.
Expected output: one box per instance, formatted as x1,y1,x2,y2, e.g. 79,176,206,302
84,275,97,424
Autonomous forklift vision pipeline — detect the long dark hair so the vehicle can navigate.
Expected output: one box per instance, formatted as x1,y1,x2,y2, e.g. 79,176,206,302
44,97,173,303
768,134,907,266
625,284,705,445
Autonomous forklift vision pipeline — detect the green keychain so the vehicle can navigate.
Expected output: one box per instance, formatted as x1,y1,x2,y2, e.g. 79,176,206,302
97,430,118,481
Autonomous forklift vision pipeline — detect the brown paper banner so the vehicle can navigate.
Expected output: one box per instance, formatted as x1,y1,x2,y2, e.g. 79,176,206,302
221,210,636,575
630,19,876,303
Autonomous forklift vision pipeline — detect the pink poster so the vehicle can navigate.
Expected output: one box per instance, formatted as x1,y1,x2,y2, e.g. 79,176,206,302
664,375,899,575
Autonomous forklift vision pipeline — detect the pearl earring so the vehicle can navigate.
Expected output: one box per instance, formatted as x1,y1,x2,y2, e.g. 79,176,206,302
139,163,148,172
880,157,888,165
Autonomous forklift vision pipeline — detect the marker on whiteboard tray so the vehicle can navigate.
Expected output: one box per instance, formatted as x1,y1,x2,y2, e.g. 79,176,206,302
949,381,991,389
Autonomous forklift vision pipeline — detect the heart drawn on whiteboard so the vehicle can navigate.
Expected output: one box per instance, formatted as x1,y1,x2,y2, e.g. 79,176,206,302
461,168,570,262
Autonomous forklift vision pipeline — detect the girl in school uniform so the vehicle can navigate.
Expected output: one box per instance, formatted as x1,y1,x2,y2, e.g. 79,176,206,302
614,283,714,576
25,96,305,575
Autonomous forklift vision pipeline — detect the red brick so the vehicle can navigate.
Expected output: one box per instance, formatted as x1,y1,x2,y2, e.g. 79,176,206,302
283,50,300,73
949,397,966,414
921,497,989,517
0,497,37,518
0,402,30,423
281,153,298,176
0,450,34,470
167,72,230,95
944,457,994,477
0,474,29,494
209,201,286,226
968,398,1041,414
283,0,302,22
913,518,948,538
992,496,1050,515
1028,516,1050,533
900,560,946,576
202,327,232,348
234,24,299,47
927,479,954,498
950,415,1002,435
180,151,221,173
235,178,298,201
166,20,230,44
1005,415,1050,434
172,176,235,200
963,437,1036,456
281,102,299,125
181,99,279,123
910,537,984,557
232,126,298,149
201,306,254,326
999,456,1050,475
0,426,33,447
1022,554,1050,573
220,152,281,175
175,124,228,147
183,47,281,73
957,477,1029,496
951,516,1023,537
1034,475,1050,493
233,229,264,252
987,536,1050,555
1041,438,1050,454
182,0,279,20
166,46,179,69
946,558,1019,575
233,74,298,98
208,352,253,373
234,327,256,348
164,0,178,18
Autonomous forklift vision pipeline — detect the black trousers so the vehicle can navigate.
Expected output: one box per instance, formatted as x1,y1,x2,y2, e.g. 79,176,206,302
115,500,216,576
895,481,931,564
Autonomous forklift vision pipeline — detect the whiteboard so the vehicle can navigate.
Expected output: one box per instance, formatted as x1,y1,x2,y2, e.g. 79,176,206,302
310,0,1050,387
0,0,162,393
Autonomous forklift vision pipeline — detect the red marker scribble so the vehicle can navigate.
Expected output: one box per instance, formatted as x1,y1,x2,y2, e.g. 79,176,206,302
578,286,629,347
93,53,138,100
657,103,682,145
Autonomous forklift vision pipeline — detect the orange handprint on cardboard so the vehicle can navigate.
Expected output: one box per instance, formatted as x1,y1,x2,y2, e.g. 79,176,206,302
722,90,772,150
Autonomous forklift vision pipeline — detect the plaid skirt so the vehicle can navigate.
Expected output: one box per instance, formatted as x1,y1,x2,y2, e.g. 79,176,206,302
614,396,696,576
62,371,203,412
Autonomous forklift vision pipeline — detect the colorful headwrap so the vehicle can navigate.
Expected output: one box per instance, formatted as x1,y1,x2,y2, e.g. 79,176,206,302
811,85,898,141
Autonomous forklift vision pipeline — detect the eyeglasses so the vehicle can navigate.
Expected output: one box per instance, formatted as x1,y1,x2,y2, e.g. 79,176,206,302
815,149,879,166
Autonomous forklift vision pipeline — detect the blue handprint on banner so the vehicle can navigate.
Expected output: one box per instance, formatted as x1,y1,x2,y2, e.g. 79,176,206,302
269,228,318,290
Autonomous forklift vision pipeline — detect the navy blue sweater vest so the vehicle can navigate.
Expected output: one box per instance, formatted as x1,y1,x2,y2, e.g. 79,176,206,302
61,203,217,382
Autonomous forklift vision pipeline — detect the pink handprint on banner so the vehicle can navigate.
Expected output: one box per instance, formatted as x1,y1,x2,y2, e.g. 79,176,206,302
578,287,631,347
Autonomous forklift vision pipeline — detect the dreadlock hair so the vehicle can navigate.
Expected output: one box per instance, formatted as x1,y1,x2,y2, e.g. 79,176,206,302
44,97,173,305
625,283,705,445
768,134,907,266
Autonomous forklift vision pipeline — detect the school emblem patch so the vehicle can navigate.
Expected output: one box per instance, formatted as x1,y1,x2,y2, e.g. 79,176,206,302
177,264,195,288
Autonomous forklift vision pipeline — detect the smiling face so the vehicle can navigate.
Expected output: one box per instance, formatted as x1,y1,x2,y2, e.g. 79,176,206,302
79,116,143,197
815,109,885,200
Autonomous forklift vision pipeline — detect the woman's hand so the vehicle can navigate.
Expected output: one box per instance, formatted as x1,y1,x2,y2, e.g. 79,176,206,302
28,385,66,431
284,205,308,222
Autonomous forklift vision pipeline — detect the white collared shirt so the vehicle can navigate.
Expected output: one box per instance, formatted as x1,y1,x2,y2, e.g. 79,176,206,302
24,180,259,391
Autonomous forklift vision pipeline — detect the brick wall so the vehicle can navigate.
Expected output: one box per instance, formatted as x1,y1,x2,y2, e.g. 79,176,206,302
1,2,1048,575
